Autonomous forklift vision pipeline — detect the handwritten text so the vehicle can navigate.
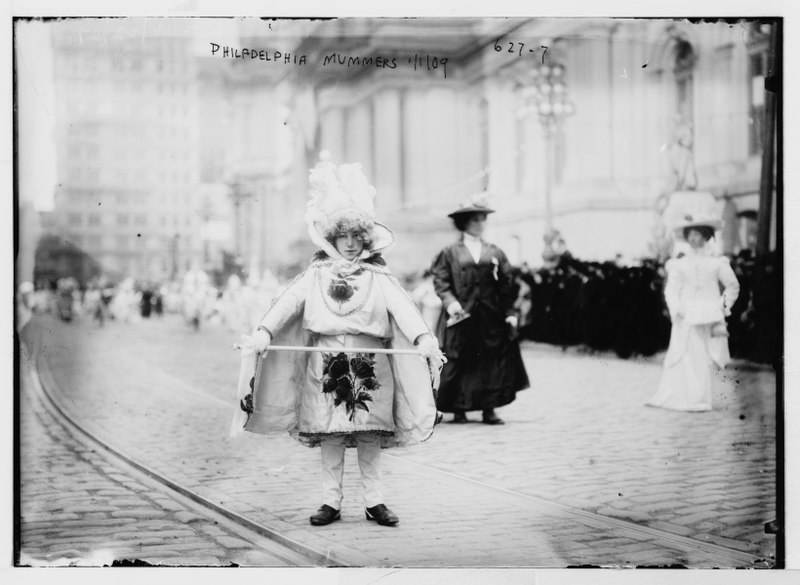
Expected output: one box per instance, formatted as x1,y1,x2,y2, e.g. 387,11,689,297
494,39,549,63
210,43,308,65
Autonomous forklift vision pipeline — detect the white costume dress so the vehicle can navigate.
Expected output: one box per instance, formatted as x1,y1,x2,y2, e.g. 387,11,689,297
233,254,439,446
233,255,438,509
647,247,740,411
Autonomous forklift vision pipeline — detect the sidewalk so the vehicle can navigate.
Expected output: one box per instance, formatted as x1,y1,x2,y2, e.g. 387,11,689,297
19,314,778,567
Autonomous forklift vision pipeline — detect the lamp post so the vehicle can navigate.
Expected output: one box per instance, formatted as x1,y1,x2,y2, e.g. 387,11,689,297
170,234,180,281
228,179,248,257
519,62,575,263
198,197,213,265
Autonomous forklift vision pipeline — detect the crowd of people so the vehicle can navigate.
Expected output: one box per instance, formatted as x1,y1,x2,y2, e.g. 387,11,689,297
513,257,672,358
15,267,289,336
18,231,773,371
17,276,166,328
499,248,774,366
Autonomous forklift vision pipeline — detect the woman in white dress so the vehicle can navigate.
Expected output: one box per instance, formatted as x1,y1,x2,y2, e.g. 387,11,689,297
234,162,444,527
647,214,740,412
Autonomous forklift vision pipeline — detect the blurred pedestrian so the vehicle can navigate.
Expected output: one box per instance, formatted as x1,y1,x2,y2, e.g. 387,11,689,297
110,277,140,323
83,282,105,327
140,284,154,318
16,281,35,333
512,269,533,338
54,277,77,322
221,274,251,335
153,286,164,318
181,261,211,331
234,161,444,527
646,212,740,412
430,195,529,425
410,269,442,332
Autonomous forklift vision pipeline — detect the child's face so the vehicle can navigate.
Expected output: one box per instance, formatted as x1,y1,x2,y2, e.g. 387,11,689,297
335,230,365,260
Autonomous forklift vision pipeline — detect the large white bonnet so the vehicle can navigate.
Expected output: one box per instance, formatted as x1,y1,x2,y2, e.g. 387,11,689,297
304,161,395,259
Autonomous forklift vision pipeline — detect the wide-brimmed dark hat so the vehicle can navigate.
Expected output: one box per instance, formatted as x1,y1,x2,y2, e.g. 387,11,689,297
447,194,495,218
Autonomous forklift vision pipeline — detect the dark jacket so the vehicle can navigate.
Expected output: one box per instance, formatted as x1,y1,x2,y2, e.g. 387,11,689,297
431,238,517,359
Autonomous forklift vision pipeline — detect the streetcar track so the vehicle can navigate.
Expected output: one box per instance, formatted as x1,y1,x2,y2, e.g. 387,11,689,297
385,454,764,566
25,352,339,567
28,333,770,568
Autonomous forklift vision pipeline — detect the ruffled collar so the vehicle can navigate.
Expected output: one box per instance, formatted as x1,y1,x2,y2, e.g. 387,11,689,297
686,242,716,257
311,250,389,276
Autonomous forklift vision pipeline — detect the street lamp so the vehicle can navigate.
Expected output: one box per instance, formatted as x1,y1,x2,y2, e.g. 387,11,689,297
198,197,213,265
519,62,575,264
171,233,180,280
228,179,248,257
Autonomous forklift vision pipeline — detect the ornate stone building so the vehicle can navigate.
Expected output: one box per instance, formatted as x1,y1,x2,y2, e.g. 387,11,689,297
278,17,776,272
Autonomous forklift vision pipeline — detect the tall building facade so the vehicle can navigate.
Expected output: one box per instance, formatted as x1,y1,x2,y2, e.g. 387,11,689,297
287,18,776,272
49,19,203,282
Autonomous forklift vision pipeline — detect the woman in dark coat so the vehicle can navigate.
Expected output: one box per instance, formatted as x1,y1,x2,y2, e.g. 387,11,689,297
431,196,530,424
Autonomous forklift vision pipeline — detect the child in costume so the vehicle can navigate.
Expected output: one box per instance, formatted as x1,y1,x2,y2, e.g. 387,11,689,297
233,162,444,527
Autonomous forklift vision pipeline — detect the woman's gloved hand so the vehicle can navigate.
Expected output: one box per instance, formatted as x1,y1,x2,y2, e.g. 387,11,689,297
446,300,464,317
505,315,518,329
721,296,733,317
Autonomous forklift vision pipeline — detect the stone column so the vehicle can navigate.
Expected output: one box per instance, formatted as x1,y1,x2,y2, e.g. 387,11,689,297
372,88,403,212
319,103,346,163
344,99,374,178
485,79,520,204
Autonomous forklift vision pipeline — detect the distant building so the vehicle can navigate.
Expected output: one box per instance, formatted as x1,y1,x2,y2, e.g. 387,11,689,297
48,19,205,282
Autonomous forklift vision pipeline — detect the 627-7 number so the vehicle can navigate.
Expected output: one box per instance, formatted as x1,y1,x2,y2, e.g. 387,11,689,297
494,39,548,61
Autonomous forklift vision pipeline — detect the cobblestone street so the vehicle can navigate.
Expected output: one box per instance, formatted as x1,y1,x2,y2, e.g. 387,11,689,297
16,313,779,569
18,351,313,567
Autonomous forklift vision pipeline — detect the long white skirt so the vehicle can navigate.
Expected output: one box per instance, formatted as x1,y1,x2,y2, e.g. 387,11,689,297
647,322,727,412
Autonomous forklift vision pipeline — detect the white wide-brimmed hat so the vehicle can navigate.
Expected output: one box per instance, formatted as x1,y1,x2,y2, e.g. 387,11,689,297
672,210,723,237
304,161,395,259
662,191,723,238
447,193,496,218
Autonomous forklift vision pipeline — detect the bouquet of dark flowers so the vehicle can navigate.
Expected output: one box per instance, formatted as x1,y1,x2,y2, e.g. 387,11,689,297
321,351,381,421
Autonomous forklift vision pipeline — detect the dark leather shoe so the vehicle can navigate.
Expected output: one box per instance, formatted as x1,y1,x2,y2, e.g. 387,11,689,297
482,413,505,425
310,504,341,526
365,504,399,526
450,413,469,424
